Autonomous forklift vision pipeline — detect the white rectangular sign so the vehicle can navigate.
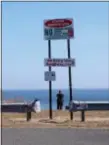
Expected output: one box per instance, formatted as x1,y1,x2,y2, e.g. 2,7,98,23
44,71,56,81
44,18,74,40
44,58,75,67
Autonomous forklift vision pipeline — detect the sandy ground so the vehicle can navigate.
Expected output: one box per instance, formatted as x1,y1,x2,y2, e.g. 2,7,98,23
1,110,109,128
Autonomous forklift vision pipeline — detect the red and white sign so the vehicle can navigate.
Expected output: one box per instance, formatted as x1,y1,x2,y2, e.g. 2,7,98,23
44,58,75,67
44,18,74,40
45,19,72,28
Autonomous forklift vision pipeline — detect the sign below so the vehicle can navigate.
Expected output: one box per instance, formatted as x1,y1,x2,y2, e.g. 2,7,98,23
44,18,74,40
44,71,56,81
44,58,75,67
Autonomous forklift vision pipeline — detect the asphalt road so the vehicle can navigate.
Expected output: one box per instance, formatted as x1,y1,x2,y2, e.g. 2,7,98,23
2,128,109,145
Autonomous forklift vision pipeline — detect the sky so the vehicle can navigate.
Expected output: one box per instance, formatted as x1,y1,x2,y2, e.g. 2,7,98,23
2,2,109,90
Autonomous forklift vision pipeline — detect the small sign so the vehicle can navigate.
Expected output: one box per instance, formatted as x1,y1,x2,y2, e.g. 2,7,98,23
44,18,74,40
44,58,75,67
44,71,56,81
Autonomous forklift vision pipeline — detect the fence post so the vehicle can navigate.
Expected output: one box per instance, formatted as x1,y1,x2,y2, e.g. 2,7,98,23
26,105,32,121
81,110,85,122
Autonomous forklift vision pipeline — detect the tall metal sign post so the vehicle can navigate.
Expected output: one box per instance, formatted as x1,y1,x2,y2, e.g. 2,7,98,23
67,39,73,120
44,18,75,120
48,40,52,119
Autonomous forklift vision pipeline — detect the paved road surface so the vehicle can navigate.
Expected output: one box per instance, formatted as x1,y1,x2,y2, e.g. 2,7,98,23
2,128,109,145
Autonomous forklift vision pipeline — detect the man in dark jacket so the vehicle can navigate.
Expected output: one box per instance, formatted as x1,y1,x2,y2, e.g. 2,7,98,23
56,90,64,110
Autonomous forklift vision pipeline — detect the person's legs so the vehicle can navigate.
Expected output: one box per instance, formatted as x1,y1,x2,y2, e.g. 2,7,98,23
60,102,63,110
59,102,61,110
62,102,64,109
58,102,60,110
57,100,59,110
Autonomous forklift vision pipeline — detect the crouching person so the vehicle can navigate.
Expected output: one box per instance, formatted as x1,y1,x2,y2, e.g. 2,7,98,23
31,98,41,113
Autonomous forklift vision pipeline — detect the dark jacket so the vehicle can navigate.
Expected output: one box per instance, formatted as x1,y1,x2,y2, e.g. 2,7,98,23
57,93,64,103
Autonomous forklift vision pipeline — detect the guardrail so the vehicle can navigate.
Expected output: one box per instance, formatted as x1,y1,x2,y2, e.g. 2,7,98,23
2,103,109,122
1,103,33,121
70,108,109,122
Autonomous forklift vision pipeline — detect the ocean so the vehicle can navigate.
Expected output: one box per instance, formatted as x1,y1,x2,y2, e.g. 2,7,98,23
2,89,109,110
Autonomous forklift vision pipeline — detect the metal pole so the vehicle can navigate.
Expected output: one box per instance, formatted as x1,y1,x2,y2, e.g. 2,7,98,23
67,39,73,120
48,40,52,119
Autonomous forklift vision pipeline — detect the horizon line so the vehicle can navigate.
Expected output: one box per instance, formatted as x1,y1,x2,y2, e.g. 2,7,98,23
2,88,109,91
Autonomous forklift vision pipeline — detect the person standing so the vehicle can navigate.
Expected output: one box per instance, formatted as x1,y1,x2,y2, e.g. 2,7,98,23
56,90,64,110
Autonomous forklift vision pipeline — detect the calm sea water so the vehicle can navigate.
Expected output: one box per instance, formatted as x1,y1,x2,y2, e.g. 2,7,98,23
2,89,109,110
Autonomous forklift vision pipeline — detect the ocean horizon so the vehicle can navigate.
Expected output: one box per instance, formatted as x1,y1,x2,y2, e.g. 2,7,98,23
2,89,109,110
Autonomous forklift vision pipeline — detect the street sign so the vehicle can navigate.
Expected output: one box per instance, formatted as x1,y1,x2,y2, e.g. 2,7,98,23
44,58,75,67
44,71,56,81
44,18,74,40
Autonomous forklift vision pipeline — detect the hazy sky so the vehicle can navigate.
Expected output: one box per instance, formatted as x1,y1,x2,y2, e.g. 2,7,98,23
2,2,109,90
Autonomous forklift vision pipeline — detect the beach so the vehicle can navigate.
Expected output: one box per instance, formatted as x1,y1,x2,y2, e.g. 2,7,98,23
1,110,109,128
